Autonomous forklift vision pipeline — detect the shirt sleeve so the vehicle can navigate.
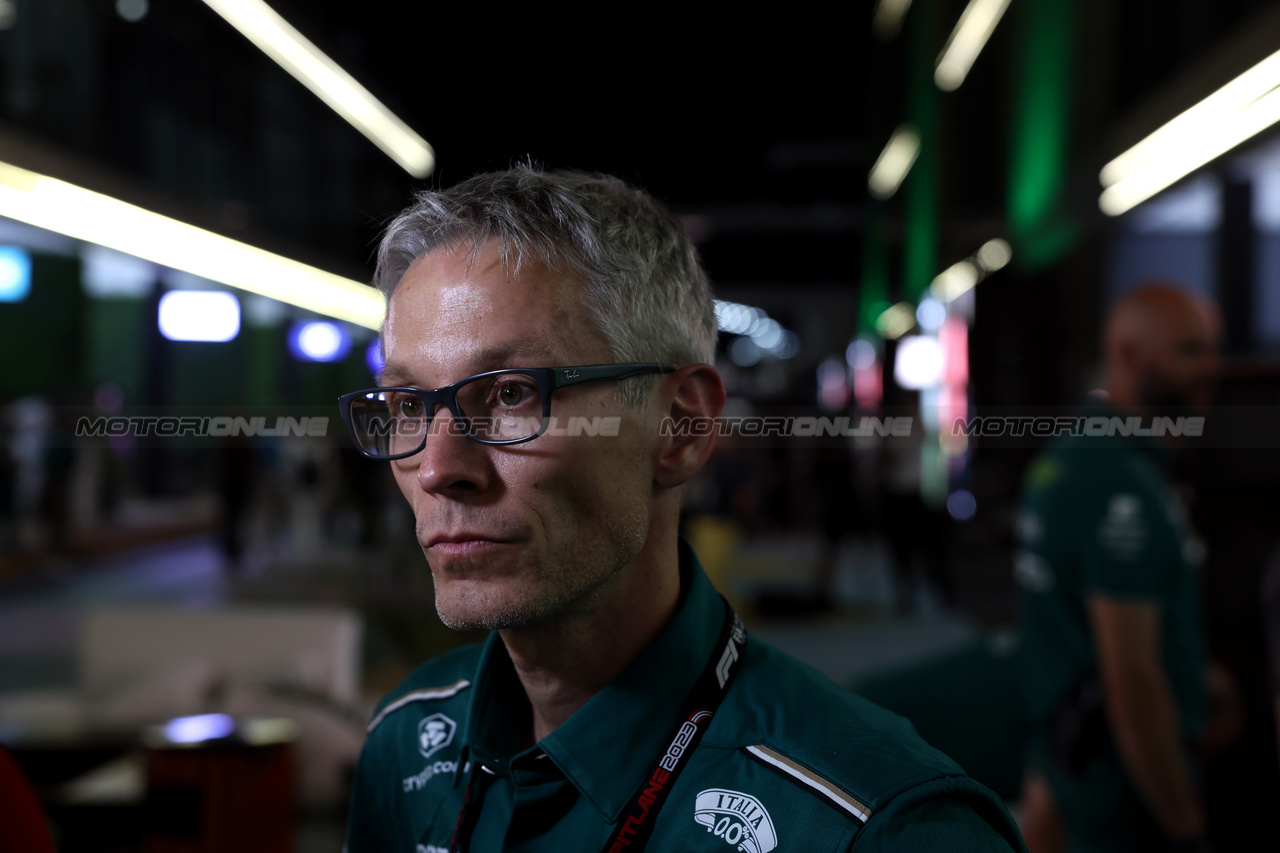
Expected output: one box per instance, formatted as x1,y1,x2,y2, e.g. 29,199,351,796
1076,461,1177,600
852,776,1027,852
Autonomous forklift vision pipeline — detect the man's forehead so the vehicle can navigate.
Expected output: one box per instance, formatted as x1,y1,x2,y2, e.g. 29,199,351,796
379,238,614,384
401,237,564,286
379,340,559,385
392,243,583,308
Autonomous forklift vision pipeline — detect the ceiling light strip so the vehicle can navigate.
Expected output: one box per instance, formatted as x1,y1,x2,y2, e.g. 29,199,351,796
0,161,385,329
202,0,434,178
1101,50,1280,187
868,125,921,199
935,0,1013,92
872,0,913,41
1099,84,1280,215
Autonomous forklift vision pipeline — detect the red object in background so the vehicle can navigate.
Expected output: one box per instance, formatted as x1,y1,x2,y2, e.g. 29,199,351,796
939,317,968,387
0,744,57,853
145,741,294,853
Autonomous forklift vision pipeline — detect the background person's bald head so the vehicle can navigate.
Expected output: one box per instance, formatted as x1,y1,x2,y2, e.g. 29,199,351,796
1103,282,1220,410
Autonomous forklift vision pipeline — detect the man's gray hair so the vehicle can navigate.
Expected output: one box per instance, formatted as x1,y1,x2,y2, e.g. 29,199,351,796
374,167,717,402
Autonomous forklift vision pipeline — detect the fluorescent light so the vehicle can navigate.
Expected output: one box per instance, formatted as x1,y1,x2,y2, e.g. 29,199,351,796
868,125,921,199
1101,50,1280,188
873,0,913,40
0,160,385,329
875,302,917,340
159,291,241,342
202,0,434,178
1100,70,1280,215
975,238,1012,272
935,0,1013,91
930,260,980,302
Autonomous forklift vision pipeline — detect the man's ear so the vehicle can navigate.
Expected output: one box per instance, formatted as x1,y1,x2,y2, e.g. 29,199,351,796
653,363,726,490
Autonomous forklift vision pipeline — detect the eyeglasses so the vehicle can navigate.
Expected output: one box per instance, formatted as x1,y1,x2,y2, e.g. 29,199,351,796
338,363,676,459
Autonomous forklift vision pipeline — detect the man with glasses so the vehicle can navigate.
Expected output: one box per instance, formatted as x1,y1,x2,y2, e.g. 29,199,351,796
341,167,1024,852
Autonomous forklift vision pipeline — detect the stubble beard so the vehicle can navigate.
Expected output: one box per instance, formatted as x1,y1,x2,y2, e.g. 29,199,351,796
428,522,646,632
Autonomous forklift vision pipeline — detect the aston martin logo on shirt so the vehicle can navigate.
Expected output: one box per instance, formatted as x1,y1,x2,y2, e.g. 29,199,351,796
1098,493,1148,560
416,713,457,759
694,788,777,853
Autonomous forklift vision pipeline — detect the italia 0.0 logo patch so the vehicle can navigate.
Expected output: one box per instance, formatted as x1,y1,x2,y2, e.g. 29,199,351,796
416,713,456,759
694,788,777,853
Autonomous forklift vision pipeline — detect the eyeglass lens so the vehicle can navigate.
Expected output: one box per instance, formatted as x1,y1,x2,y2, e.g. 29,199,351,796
347,373,546,456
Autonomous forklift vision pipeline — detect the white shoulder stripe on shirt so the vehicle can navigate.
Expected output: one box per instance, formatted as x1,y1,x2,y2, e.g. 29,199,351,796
366,679,472,733
745,744,872,823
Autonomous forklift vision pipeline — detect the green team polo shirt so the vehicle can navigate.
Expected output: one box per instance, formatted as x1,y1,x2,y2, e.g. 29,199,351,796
347,542,1025,852
1015,401,1206,737
1013,401,1206,848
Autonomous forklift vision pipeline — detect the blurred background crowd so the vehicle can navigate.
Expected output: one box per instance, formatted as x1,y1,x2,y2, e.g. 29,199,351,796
2,0,1280,850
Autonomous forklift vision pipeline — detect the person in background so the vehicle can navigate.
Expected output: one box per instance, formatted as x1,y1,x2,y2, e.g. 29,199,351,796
1014,283,1227,852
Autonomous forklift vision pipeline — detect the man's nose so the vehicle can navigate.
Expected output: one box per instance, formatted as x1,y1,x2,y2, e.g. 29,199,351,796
411,407,490,495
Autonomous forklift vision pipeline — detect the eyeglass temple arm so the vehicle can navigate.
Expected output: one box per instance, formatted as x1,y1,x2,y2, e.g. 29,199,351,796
552,363,677,389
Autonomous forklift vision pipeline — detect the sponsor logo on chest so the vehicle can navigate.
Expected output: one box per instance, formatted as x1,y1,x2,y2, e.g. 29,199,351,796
402,759,458,793
417,713,457,759
401,713,459,793
694,788,777,853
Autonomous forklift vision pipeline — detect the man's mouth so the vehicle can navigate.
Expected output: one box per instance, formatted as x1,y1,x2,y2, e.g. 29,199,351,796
424,533,513,555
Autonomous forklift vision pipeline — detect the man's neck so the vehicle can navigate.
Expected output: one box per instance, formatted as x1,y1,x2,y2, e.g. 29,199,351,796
499,531,683,744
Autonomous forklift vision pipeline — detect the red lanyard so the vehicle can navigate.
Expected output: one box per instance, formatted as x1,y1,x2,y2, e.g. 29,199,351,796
448,601,746,853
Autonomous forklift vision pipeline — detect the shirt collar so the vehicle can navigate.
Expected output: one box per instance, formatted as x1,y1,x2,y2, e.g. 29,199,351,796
462,539,726,821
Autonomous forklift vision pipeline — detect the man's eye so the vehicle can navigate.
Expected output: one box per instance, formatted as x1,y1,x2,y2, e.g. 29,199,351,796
496,382,529,406
397,395,424,418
